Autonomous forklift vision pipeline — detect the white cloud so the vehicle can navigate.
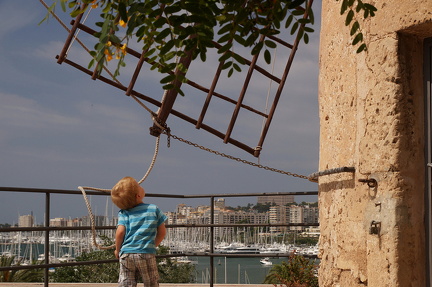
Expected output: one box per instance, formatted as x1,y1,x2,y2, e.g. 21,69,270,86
0,2,39,38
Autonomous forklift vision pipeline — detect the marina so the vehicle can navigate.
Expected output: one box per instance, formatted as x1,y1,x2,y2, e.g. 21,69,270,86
1,231,319,262
1,231,319,284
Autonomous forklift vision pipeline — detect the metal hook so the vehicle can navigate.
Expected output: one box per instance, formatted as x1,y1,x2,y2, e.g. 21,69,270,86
359,178,377,188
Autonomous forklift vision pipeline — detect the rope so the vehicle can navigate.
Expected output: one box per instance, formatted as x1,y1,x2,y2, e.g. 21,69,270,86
78,186,114,249
40,0,324,249
259,46,278,165
39,0,92,56
39,0,167,249
138,135,161,184
65,7,93,56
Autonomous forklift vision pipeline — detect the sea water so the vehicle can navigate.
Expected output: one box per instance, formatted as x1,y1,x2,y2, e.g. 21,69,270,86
190,256,296,284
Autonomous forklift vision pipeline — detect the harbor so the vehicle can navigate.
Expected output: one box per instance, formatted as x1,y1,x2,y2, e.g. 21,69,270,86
1,230,319,284
188,256,318,284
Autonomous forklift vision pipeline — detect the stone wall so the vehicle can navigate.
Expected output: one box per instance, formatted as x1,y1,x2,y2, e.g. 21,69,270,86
318,1,432,286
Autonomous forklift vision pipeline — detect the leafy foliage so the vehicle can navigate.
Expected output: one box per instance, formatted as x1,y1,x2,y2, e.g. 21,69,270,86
46,0,315,91
45,0,375,92
157,245,195,283
51,248,118,283
0,256,43,282
52,244,195,283
263,253,318,287
338,0,377,53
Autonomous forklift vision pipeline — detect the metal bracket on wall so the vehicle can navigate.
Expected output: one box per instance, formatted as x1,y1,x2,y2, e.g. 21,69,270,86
359,178,378,188
308,166,355,182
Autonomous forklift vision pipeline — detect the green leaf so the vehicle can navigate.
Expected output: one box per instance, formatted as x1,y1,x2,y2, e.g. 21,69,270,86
364,3,377,17
264,49,271,64
218,43,233,54
88,59,95,69
176,85,186,97
118,2,128,22
296,29,304,42
364,9,369,18
163,51,177,61
219,52,231,62
340,0,349,15
303,33,309,44
251,41,264,55
297,18,311,25
160,40,175,55
162,83,175,90
264,40,277,49
356,43,367,53
227,68,234,77
221,61,233,70
345,10,354,26
303,26,314,33
292,9,305,16
160,74,176,84
102,2,112,14
285,14,294,29
350,21,360,36
218,33,232,44
288,0,306,9
290,21,299,35
215,15,226,21
164,5,181,14
244,32,259,46
307,6,315,25
233,34,246,46
232,52,245,65
67,1,75,10
153,17,167,28
218,23,233,35
356,1,364,12
200,49,207,62
352,32,363,45
155,27,172,41
70,7,83,18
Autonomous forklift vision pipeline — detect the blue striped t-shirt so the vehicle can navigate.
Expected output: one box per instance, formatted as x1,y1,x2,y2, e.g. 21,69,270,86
117,203,167,255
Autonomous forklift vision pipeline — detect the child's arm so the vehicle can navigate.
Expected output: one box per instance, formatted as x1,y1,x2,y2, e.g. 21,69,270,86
115,225,126,259
155,223,167,247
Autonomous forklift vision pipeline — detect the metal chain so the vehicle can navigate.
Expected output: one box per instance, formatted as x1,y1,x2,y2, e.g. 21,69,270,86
163,131,310,180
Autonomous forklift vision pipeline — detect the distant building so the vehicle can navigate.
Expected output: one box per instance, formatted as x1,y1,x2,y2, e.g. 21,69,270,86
81,215,107,226
18,214,34,227
269,205,319,233
214,198,225,209
50,217,67,227
176,204,192,216
257,195,294,206
66,218,82,227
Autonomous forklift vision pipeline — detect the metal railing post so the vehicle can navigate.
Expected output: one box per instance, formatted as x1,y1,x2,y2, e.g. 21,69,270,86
44,192,50,287
210,196,215,287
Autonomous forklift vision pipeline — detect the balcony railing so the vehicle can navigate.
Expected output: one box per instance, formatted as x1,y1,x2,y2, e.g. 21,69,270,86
0,186,318,287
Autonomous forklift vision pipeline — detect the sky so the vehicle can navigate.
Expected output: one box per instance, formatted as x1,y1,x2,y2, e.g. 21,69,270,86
0,1,321,225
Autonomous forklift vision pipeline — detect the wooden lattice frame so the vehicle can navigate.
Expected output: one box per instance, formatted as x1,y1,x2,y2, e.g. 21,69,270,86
56,0,313,157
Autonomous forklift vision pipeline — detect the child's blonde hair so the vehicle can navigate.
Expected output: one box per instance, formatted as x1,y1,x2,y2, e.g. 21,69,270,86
111,176,141,210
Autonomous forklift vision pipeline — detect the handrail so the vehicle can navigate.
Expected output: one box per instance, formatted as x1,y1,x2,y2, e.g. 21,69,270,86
0,186,318,286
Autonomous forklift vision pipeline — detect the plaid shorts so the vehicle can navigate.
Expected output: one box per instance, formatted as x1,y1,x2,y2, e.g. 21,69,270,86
118,253,159,287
